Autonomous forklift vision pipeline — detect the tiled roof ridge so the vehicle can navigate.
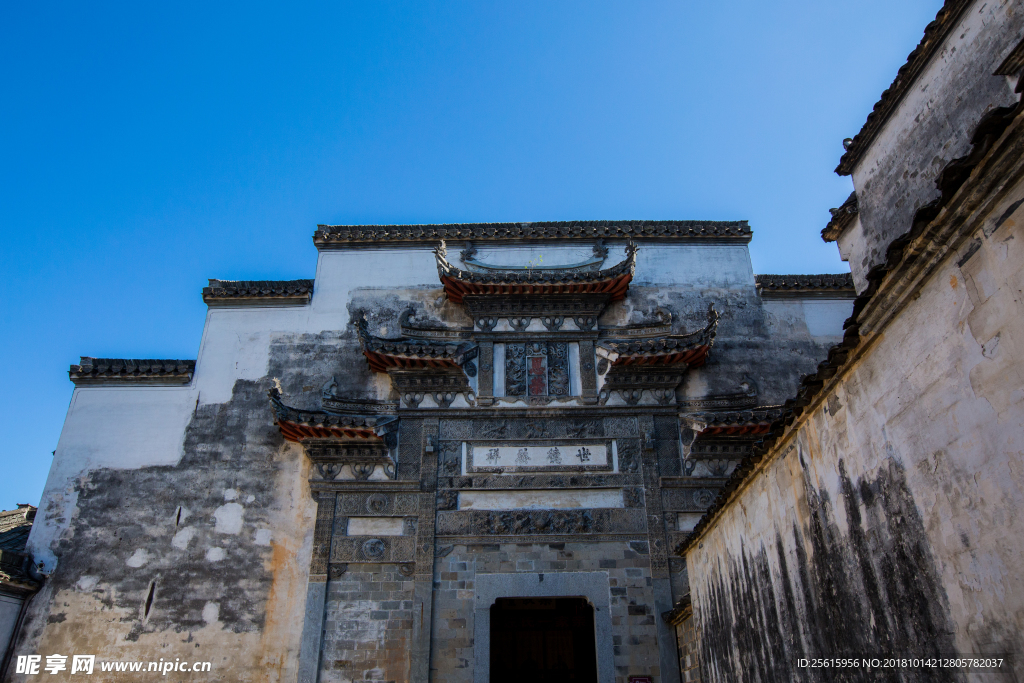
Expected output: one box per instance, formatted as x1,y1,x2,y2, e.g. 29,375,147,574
755,273,854,291
315,219,752,246
203,279,313,304
357,319,476,360
70,357,195,385
269,389,383,429
835,0,972,175
677,92,1024,556
691,406,786,425
822,192,859,242
600,305,718,356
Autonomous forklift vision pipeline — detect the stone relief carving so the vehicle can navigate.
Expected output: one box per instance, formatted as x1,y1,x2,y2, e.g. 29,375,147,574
361,538,387,560
617,439,641,473
481,510,597,535
434,508,646,537
336,492,419,517
330,535,416,563
693,489,715,507
365,493,389,514
548,342,570,396
437,490,458,510
505,344,527,396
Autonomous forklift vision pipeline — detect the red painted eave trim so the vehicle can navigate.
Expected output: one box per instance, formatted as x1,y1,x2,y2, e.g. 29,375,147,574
441,271,633,303
276,420,381,443
700,424,770,437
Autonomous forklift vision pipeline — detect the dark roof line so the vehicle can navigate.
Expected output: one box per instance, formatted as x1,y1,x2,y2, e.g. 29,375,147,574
203,279,313,305
314,220,752,247
822,192,859,242
835,0,972,176
70,358,195,386
678,91,1024,557
755,273,854,292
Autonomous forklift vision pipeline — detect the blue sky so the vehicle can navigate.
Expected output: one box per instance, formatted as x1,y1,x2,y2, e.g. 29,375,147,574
0,1,943,510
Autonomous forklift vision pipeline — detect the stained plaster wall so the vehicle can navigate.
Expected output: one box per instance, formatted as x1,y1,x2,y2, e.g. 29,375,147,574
684,186,1024,681
843,0,1023,290
20,238,849,682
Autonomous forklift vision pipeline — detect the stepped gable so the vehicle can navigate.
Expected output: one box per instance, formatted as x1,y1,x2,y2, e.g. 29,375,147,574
434,240,638,304
357,318,478,372
69,357,195,386
314,219,751,247
599,304,719,368
202,279,313,305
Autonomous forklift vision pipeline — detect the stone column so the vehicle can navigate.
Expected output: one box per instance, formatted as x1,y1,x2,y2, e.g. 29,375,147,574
638,415,681,683
298,491,337,683
410,419,438,683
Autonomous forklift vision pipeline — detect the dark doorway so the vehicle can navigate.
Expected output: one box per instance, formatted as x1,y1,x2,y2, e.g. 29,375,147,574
490,597,598,683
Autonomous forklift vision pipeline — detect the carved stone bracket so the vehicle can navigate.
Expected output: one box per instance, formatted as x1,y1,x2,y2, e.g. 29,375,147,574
304,438,397,482
389,369,474,409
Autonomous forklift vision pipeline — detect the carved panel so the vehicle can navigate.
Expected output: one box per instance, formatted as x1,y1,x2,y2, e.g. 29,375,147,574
310,492,337,580
660,486,724,512
439,419,474,441
335,492,421,517
437,441,462,476
578,340,597,397
616,439,641,474
398,419,422,481
603,416,639,437
330,535,416,563
434,508,646,537
548,342,570,397
505,343,527,396
477,342,494,400
505,342,574,398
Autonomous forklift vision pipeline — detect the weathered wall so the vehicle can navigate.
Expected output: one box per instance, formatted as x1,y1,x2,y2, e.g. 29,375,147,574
686,185,1024,681
842,0,1022,289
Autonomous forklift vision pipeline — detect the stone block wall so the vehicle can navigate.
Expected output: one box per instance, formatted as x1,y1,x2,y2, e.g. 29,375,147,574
320,565,415,683
430,541,668,683
674,615,701,683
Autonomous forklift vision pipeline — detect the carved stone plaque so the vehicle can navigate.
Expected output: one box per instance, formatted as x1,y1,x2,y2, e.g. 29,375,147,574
467,440,612,473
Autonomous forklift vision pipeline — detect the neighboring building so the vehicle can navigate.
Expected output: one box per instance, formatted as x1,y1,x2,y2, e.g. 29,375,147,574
678,1,1024,681
0,506,39,678
14,220,853,682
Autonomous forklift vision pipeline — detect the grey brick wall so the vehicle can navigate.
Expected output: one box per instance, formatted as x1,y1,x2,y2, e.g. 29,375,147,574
320,564,415,683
